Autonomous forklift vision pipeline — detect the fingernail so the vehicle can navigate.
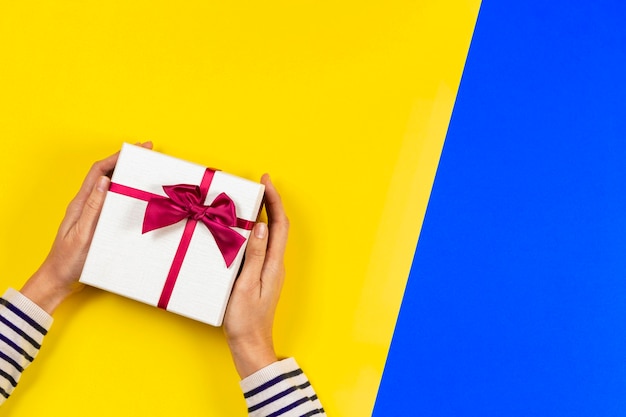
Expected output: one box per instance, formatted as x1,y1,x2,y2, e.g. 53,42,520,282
255,222,267,239
143,140,153,148
96,176,110,192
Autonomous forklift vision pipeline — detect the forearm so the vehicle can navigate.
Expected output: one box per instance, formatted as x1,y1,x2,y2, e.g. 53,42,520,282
0,288,53,405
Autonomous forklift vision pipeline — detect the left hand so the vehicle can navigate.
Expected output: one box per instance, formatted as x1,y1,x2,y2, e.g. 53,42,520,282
21,142,153,314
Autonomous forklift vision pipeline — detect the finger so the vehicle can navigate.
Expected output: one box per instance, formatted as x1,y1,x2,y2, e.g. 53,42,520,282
74,141,151,207
64,144,153,228
236,222,269,290
261,174,289,265
62,152,120,227
74,151,120,202
74,176,110,243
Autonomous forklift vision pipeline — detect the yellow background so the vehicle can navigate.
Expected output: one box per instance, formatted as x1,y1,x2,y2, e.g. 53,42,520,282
0,1,479,415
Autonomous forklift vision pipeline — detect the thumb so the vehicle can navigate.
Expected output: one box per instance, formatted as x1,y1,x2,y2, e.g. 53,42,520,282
76,176,110,241
237,222,269,287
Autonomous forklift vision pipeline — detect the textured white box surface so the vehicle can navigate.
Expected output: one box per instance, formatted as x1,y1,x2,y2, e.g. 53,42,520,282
80,143,265,326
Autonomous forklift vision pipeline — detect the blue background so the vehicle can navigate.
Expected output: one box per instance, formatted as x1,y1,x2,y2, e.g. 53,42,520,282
374,1,626,415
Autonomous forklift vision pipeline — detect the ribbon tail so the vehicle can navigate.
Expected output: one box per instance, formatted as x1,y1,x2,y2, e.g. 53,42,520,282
207,222,247,268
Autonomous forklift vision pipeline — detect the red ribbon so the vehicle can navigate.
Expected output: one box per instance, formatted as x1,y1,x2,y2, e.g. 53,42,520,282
109,168,254,310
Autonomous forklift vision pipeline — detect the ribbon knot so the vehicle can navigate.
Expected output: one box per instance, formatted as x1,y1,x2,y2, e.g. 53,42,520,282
142,183,246,268
190,204,208,221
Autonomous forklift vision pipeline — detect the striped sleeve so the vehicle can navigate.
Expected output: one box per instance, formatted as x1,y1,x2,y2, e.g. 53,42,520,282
0,288,53,406
240,357,325,417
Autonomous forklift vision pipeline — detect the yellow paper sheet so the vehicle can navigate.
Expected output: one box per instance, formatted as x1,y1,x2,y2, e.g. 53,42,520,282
0,1,480,415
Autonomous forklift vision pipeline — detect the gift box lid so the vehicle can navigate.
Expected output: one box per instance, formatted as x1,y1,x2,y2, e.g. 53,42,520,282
80,143,265,326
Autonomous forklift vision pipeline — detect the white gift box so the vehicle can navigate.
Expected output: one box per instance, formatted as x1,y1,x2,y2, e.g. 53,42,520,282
80,143,265,326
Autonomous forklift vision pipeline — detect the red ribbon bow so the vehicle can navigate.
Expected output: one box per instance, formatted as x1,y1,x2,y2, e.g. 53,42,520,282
108,168,255,310
143,184,246,268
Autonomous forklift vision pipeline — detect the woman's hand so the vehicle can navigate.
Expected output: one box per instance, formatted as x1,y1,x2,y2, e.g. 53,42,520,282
223,174,290,379
20,142,153,314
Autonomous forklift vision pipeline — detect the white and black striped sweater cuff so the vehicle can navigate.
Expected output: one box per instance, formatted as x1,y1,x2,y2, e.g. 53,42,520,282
240,357,325,417
0,288,53,405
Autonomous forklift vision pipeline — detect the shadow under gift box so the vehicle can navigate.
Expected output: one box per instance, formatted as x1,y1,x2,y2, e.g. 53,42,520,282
79,143,265,326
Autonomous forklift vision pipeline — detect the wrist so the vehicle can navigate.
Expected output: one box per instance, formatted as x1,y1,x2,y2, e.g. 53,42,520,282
227,337,278,379
20,264,80,315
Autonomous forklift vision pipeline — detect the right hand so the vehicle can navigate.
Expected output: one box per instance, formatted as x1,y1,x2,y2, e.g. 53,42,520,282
223,174,289,379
